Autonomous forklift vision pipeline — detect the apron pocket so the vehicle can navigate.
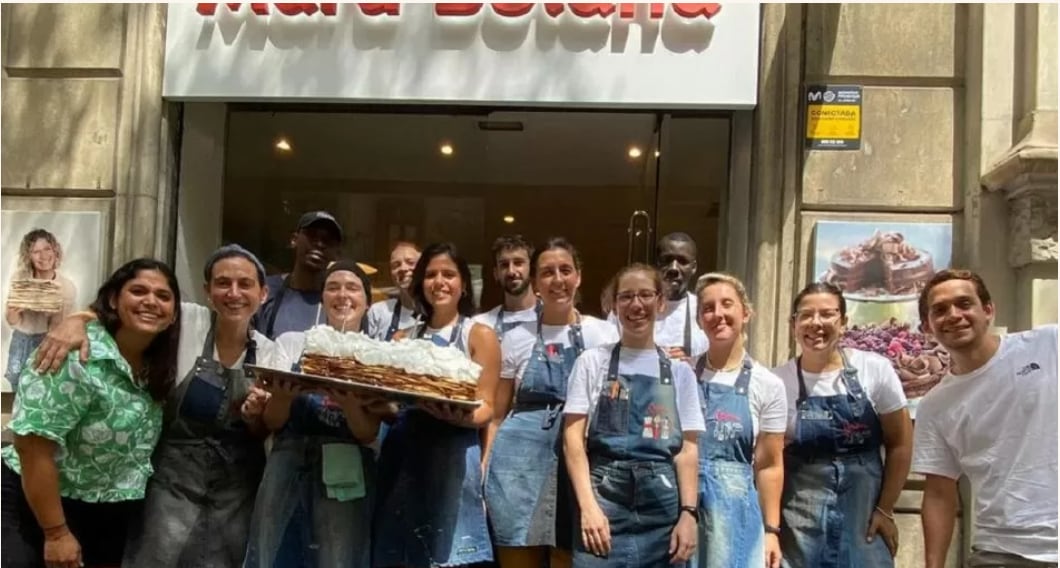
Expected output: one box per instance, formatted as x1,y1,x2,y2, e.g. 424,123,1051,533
322,443,366,502
179,373,227,423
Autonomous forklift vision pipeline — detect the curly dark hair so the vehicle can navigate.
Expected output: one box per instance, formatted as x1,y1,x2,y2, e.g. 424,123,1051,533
410,242,476,322
17,229,63,278
89,258,182,402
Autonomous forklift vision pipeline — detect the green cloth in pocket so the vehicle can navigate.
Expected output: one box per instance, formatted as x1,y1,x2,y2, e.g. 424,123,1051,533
322,443,366,502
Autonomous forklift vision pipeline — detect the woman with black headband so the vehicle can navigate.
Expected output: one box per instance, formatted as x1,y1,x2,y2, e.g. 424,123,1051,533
245,260,393,568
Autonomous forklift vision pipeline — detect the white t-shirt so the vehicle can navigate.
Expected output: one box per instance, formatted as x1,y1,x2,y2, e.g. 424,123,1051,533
564,344,706,435
415,321,476,357
772,348,908,441
911,326,1058,563
177,303,291,382
500,316,618,381
473,304,539,336
696,359,788,438
608,292,709,358
365,298,420,341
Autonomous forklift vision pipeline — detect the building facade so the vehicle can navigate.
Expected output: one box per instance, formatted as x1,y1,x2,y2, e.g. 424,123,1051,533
1,4,1057,566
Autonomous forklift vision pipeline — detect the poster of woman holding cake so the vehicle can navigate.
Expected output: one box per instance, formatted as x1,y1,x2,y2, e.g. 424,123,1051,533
811,220,953,414
3,227,79,391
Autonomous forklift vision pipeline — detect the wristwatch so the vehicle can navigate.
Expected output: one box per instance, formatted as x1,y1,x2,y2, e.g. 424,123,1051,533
764,523,782,535
679,506,700,523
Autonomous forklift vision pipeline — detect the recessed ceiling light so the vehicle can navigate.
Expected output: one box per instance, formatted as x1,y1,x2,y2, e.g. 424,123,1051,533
503,215,515,224
440,143,454,156
654,150,661,158
628,146,642,159
275,138,292,152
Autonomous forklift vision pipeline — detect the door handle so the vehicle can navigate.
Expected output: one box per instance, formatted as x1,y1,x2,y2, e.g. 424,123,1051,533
627,210,653,264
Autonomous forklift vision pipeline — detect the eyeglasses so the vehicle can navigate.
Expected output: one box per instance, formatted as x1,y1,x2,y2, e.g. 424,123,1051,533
792,310,842,325
615,290,659,306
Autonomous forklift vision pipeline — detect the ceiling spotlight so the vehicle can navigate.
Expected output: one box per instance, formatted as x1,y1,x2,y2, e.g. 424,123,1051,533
440,143,454,156
654,150,661,158
628,146,643,159
503,215,515,224
275,138,292,152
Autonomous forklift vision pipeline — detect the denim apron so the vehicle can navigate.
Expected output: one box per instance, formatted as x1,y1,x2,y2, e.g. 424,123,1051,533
245,355,374,568
485,314,583,548
780,350,892,568
573,344,683,568
693,356,764,568
372,317,493,567
124,324,265,568
4,329,44,391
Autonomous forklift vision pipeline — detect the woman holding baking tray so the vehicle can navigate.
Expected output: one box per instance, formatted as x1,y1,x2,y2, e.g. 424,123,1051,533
372,242,501,568
244,260,391,568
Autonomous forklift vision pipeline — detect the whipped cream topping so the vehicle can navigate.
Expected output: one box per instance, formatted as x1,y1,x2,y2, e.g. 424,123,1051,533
304,325,482,383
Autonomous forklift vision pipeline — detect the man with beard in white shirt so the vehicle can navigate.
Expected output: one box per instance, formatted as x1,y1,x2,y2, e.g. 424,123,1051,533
914,269,1058,568
474,235,540,339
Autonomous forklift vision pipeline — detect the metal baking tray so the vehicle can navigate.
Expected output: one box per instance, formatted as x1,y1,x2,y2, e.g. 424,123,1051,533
244,364,482,409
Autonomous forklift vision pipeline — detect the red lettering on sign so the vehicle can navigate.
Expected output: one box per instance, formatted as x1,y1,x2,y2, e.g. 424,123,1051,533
197,3,271,15
567,3,616,17
671,3,721,19
490,3,534,17
435,3,483,16
544,4,565,17
357,3,399,16
274,3,321,16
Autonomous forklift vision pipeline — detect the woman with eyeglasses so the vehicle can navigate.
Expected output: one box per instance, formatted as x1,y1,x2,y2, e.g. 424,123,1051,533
692,273,786,568
563,264,703,567
485,237,618,568
771,282,913,568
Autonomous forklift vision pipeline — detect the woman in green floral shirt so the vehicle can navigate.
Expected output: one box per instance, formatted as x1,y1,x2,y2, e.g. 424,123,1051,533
1,258,182,568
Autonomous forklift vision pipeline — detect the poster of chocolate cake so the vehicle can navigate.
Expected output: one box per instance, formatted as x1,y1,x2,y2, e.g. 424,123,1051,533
1,210,104,393
812,220,953,416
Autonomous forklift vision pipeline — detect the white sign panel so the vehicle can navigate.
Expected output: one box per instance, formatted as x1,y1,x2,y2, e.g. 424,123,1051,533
164,3,760,108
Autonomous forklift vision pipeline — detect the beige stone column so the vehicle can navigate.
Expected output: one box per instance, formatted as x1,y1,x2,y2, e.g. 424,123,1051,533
980,3,1058,330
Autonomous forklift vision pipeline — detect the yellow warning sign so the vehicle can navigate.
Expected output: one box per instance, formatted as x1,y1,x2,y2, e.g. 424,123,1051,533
807,105,861,139
805,85,862,150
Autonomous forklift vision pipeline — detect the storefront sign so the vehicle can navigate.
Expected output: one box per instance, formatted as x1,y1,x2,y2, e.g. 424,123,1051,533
805,85,862,150
164,3,760,107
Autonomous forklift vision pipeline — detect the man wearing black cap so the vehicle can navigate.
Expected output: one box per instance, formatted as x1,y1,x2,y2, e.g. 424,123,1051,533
255,211,343,339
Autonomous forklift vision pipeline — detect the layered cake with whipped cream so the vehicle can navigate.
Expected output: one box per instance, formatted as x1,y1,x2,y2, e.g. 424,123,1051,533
300,326,481,401
824,230,935,296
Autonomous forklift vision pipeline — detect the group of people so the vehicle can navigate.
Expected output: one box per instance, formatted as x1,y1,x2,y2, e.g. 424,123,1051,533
0,210,1055,568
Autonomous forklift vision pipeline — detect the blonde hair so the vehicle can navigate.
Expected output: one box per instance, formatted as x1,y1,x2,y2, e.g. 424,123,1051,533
695,272,753,316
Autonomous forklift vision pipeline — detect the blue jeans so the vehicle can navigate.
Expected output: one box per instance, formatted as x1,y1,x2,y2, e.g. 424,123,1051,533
4,330,43,391
244,435,373,568
781,452,892,568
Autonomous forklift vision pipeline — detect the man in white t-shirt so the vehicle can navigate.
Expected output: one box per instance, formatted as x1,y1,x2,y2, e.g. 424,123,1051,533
913,269,1058,568
473,235,540,338
606,233,709,359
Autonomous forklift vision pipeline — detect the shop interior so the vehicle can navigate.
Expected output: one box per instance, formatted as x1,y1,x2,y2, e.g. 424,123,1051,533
221,107,731,316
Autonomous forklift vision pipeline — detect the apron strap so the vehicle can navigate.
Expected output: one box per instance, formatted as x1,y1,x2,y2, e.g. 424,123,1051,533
606,343,672,384
838,349,866,400
683,295,692,356
385,301,403,341
734,356,753,395
795,356,809,405
536,311,585,354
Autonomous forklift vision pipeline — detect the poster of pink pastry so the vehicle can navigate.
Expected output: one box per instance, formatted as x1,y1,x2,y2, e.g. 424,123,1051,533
812,220,953,416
